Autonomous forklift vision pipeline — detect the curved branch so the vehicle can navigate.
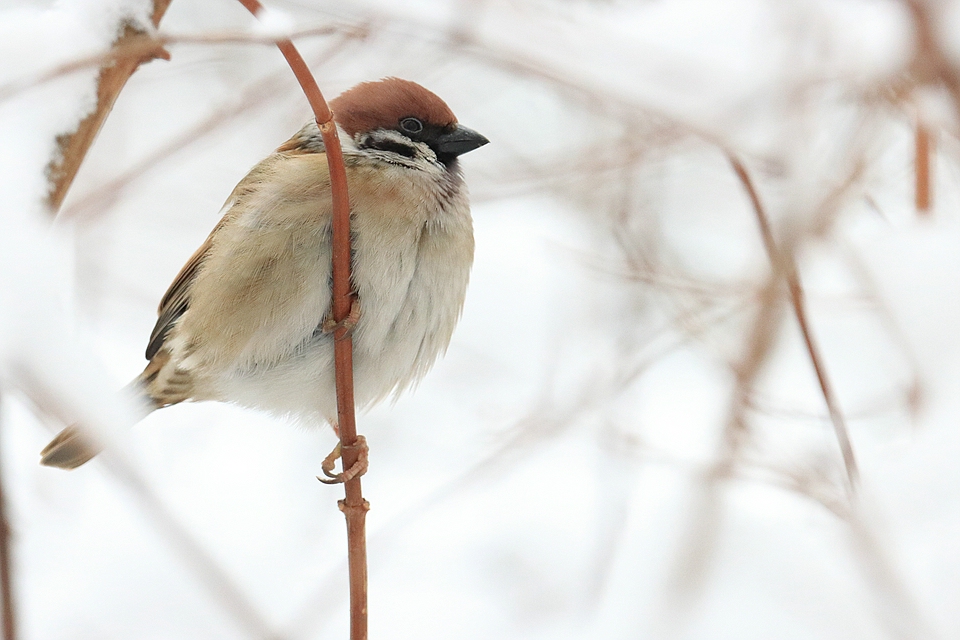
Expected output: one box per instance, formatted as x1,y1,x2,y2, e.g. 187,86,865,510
45,0,173,212
231,3,365,639
728,155,860,492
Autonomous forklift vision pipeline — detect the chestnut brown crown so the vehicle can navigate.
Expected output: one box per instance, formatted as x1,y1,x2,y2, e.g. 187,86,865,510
330,78,488,165
331,77,458,138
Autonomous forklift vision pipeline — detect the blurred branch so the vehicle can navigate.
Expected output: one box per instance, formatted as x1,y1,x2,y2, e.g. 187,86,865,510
0,394,16,640
835,240,924,419
900,0,957,218
299,7,714,145
102,454,282,640
653,146,870,624
728,155,860,492
40,0,367,633
59,30,362,223
664,272,783,605
0,24,364,106
903,0,960,118
285,292,752,636
38,6,366,215
45,0,173,213
914,119,933,215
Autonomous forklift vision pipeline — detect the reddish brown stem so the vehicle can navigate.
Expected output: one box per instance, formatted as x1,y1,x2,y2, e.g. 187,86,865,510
915,120,933,214
728,156,860,493
0,393,15,640
43,0,366,633
46,0,173,212
904,0,960,119
233,2,366,639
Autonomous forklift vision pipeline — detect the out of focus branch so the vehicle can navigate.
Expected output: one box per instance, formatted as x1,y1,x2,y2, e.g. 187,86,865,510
40,0,366,632
0,394,15,640
903,0,960,117
0,24,362,107
728,155,859,492
45,0,173,212
101,454,280,639
915,119,933,214
59,30,361,222
900,0,960,218
662,151,863,626
662,272,783,623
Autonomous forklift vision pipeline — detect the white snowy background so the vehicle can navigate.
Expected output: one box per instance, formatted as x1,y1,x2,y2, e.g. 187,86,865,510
1,0,959,638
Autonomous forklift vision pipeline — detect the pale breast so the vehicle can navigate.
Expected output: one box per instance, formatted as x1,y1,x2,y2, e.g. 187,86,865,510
346,160,475,403
166,149,474,418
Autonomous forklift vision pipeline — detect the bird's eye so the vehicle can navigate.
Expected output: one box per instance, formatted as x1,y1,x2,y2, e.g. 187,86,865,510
400,117,424,134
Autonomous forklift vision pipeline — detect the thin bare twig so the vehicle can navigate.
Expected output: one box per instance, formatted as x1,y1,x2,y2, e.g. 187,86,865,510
102,454,282,640
59,30,362,223
0,393,16,640
656,145,870,626
284,281,753,636
232,3,366,639
915,119,933,214
728,155,859,492
659,273,784,628
23,402,279,637
0,24,364,106
42,0,367,633
903,0,960,118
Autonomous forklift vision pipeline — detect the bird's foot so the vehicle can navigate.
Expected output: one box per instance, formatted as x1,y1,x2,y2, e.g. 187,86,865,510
321,297,361,339
317,435,368,484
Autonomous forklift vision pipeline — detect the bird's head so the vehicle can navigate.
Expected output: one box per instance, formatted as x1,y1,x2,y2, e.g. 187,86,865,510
331,77,488,168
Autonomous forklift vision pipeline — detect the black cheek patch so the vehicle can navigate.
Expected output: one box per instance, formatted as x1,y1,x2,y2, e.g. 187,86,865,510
362,139,417,158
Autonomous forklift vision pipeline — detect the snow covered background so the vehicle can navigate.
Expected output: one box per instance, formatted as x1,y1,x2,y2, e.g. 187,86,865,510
2,0,960,638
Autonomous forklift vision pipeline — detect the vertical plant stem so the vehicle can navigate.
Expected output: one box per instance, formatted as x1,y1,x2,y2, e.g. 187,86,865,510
728,155,860,492
43,0,367,632
0,394,15,640
46,0,172,212
903,0,960,119
232,3,366,638
915,120,933,214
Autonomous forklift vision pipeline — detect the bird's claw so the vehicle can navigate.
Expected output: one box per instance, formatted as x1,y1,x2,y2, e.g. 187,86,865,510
317,435,368,484
322,297,361,340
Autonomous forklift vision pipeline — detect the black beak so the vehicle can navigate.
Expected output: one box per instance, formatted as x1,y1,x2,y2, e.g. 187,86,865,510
434,125,489,158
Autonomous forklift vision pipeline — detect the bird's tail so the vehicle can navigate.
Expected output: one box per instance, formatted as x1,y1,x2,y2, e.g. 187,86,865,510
39,425,103,470
39,358,167,470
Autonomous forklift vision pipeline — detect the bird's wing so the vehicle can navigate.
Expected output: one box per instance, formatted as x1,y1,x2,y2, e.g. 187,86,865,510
145,219,223,360
148,149,336,369
144,137,329,361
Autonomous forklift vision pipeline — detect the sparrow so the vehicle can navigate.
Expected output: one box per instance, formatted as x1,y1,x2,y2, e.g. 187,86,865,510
40,77,488,475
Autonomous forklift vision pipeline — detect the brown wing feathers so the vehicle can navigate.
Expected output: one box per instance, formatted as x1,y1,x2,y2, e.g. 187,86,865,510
145,233,214,360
